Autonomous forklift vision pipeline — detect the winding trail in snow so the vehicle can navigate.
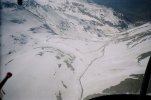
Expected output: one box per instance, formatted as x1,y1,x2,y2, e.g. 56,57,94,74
78,43,107,100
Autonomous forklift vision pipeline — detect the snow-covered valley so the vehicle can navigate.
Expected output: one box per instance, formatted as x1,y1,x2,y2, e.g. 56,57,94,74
0,0,151,100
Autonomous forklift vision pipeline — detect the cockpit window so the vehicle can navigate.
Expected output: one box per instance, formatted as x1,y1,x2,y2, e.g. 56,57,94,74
0,0,151,100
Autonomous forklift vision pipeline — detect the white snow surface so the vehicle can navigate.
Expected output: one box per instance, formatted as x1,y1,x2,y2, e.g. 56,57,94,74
1,0,151,100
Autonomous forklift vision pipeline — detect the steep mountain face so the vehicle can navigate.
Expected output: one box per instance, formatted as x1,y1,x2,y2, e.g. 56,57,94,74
88,0,151,23
0,0,151,100
1,0,131,38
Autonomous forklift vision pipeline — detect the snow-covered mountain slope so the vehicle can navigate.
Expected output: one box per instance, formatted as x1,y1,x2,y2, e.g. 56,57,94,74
0,0,151,100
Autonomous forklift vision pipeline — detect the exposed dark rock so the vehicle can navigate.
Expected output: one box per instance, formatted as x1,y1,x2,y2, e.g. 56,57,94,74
64,60,75,71
138,51,151,62
56,56,61,60
56,91,63,100
10,19,26,24
61,81,67,89
103,74,143,94
37,52,44,56
58,64,62,68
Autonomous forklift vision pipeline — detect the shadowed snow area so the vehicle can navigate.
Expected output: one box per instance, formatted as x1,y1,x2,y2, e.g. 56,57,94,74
0,0,151,100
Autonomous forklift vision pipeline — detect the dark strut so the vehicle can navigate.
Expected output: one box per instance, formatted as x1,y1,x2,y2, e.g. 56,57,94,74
0,72,13,90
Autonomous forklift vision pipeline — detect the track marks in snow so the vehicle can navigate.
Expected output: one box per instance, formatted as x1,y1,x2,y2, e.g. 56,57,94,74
78,44,107,100
5,59,14,66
